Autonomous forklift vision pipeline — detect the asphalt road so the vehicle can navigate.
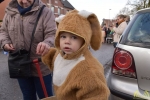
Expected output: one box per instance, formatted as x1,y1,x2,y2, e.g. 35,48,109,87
0,43,115,100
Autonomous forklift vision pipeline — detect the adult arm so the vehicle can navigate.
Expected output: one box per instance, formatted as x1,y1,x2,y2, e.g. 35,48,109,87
36,8,56,56
0,14,14,51
113,22,127,35
42,8,56,46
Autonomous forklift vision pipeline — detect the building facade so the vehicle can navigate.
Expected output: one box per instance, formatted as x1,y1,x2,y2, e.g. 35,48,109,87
0,0,74,21
101,19,116,28
0,0,9,21
43,0,74,17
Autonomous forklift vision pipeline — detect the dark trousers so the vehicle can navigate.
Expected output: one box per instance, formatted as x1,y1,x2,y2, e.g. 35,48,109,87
17,74,53,100
113,42,118,48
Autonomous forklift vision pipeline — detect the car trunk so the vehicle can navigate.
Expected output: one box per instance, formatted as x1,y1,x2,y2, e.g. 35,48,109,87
119,44,150,91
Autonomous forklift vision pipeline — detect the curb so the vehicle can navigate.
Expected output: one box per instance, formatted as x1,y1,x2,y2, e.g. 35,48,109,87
104,59,112,77
104,59,112,69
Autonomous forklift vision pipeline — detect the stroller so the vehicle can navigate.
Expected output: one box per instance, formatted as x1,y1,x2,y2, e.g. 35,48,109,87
106,32,113,44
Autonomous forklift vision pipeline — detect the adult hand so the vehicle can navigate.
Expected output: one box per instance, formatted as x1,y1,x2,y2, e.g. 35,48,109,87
36,42,50,56
3,44,15,51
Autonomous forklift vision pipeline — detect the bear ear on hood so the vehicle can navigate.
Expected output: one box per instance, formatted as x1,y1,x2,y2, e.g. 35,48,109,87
55,15,65,27
55,10,78,27
88,14,102,50
78,10,102,50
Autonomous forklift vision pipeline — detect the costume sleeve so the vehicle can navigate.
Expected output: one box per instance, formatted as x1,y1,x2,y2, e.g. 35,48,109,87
41,47,57,71
75,67,110,100
113,22,127,35
42,7,56,47
0,14,12,49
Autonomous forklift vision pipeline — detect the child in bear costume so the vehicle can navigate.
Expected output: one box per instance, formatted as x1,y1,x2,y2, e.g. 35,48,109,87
42,10,110,100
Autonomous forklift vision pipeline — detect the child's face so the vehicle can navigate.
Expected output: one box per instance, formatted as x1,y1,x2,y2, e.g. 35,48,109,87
60,32,84,54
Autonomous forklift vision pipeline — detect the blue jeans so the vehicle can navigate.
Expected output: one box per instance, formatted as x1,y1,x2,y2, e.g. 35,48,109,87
17,74,53,100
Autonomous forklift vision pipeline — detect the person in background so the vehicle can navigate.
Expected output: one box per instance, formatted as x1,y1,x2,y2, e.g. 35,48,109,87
103,23,107,31
112,14,127,48
0,0,56,100
125,15,130,24
106,27,111,40
103,24,111,43
115,22,119,28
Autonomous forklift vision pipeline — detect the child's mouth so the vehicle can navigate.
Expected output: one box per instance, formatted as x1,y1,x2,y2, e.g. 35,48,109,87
64,47,71,51
64,47,70,49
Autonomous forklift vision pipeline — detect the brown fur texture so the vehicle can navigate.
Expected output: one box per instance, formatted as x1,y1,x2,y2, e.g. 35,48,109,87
88,14,102,50
42,50,110,100
55,10,101,54
42,47,57,71
42,9,110,100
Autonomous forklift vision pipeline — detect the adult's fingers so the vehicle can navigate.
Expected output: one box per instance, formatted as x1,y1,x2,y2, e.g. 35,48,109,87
9,44,15,49
4,44,15,51
40,43,46,54
36,42,42,54
41,44,50,56
36,42,50,55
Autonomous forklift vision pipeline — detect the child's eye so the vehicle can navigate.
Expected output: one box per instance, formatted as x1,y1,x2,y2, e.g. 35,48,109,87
60,35,66,38
71,36,77,39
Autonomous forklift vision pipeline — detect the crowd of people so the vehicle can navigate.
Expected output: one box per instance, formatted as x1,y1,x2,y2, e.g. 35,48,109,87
102,14,130,48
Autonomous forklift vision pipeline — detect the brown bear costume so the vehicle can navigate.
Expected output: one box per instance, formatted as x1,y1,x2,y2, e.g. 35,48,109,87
42,10,110,100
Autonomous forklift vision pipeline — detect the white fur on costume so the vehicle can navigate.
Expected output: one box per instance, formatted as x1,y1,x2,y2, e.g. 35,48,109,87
55,15,65,23
53,54,85,86
78,10,93,18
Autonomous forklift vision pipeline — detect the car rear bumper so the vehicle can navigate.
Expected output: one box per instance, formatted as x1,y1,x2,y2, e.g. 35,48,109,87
109,85,133,100
108,73,150,100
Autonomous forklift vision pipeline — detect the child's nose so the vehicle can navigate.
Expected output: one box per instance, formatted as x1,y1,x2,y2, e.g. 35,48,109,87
65,38,71,44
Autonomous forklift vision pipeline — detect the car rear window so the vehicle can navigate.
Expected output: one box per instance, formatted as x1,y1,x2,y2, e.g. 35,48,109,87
124,12,150,48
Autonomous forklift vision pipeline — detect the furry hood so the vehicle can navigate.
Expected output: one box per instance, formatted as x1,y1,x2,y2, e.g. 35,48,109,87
55,10,102,59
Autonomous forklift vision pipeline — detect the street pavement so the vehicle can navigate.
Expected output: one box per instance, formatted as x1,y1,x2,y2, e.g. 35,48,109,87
0,50,22,100
0,43,115,100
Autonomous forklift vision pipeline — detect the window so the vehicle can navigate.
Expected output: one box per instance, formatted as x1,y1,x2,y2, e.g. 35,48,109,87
55,0,58,3
125,12,150,47
128,13,150,43
58,8,61,15
51,6,54,12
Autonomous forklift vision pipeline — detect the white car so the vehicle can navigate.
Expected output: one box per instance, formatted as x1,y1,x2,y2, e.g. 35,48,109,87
108,8,150,100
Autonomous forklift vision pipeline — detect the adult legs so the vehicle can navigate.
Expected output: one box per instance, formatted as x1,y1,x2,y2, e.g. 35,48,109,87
17,74,53,100
17,78,37,100
104,36,107,43
34,74,53,99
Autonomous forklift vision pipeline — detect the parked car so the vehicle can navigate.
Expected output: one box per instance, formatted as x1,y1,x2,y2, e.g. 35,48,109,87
108,8,150,100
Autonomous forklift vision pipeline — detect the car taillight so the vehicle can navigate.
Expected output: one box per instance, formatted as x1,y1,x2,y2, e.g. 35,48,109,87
112,48,137,78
